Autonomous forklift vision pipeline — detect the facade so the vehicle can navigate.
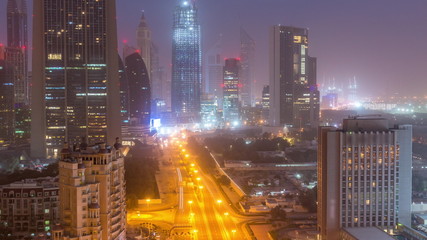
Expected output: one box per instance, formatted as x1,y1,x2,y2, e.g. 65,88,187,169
56,141,126,240
261,85,270,123
118,56,130,125
31,0,121,158
240,27,255,107
223,58,241,125
0,177,59,239
201,94,219,129
318,117,412,239
0,45,15,145
5,0,30,145
171,0,202,117
269,25,319,128
204,35,223,107
124,49,151,127
136,12,151,79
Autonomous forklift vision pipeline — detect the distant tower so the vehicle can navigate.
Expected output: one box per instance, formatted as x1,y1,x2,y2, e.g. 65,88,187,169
0,45,15,144
31,0,121,158
204,35,223,107
347,76,358,104
124,46,151,127
136,11,151,78
118,55,130,125
240,27,255,107
261,85,270,122
269,25,319,128
223,58,241,125
318,117,412,239
171,0,202,117
6,0,30,144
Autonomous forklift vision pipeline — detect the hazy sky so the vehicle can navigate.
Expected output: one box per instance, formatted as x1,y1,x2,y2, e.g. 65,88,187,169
1,0,427,98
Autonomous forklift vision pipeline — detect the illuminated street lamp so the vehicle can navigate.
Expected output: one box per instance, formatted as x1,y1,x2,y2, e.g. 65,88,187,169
231,229,237,239
188,200,193,212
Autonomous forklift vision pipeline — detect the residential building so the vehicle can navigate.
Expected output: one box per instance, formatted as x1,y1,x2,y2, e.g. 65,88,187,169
223,58,241,125
318,117,412,239
0,177,59,239
240,27,255,107
31,0,121,158
269,25,319,128
171,0,202,117
55,140,126,240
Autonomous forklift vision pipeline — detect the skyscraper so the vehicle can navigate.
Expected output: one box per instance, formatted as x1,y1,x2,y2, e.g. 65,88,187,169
318,117,412,239
124,46,151,127
0,45,15,144
261,85,270,123
204,35,223,107
171,0,202,117
56,141,126,240
118,55,130,125
223,58,241,125
6,0,30,144
269,25,319,128
31,0,121,158
240,27,255,107
136,11,151,78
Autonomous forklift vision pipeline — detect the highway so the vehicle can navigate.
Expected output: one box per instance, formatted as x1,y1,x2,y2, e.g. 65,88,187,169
128,134,265,240
169,134,262,240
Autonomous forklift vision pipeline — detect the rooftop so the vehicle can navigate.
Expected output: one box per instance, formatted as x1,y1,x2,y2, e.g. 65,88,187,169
343,227,394,240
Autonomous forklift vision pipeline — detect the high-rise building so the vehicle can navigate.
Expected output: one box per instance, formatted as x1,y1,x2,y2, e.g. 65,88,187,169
240,27,255,107
261,85,270,123
223,58,241,125
136,11,151,78
6,0,30,145
31,0,121,158
269,25,319,128
171,0,202,117
0,45,15,144
318,117,412,239
118,55,130,125
204,35,223,106
56,141,126,240
0,177,59,239
124,47,151,127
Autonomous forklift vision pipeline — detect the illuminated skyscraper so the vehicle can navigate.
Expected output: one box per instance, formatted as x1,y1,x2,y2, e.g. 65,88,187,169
6,0,30,144
171,0,202,116
124,47,151,127
269,25,319,128
318,117,412,239
223,58,241,125
0,45,15,144
240,27,255,107
118,55,130,125
136,11,151,78
31,0,121,158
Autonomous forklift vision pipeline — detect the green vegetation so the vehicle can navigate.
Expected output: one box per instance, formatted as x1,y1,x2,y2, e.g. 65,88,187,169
125,141,160,209
187,137,217,172
298,186,317,213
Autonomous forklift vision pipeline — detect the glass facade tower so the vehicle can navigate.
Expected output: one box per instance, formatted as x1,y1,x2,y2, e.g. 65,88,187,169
269,25,319,128
31,0,121,158
223,58,241,125
171,0,202,116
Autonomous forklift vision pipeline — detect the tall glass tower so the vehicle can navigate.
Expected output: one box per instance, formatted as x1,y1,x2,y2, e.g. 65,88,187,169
171,0,202,117
31,0,121,158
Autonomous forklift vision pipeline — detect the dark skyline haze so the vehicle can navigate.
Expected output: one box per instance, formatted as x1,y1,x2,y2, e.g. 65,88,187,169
1,0,426,98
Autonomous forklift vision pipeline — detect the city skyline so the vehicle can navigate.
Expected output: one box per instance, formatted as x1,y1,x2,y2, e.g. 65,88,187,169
0,0,426,98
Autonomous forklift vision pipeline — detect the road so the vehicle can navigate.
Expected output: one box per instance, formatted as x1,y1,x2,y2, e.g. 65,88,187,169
128,135,265,240
169,135,263,240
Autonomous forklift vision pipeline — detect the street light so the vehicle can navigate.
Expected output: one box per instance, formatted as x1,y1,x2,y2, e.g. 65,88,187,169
231,229,237,239
188,200,193,212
